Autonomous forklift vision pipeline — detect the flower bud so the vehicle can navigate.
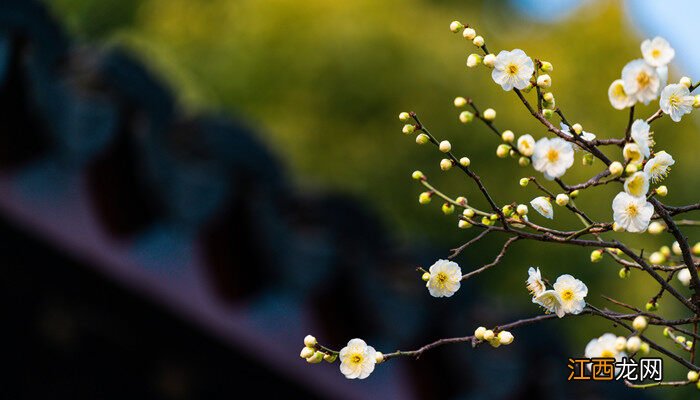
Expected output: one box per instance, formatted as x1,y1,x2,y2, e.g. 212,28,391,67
640,342,650,355
608,161,623,176
660,245,671,257
454,97,468,107
455,196,467,205
695,95,700,108
614,336,627,351
571,123,583,134
694,242,700,255
570,190,580,198
677,336,687,344
680,76,692,88
399,112,411,122
516,204,528,216
462,27,476,40
498,331,514,345
645,302,658,312
482,329,495,341
460,157,471,167
655,185,668,196
590,249,603,263
439,140,452,153
677,268,692,287
416,133,430,144
463,208,475,217
502,205,513,216
555,194,569,207
519,178,529,187
543,92,554,103
474,326,487,340
582,153,594,166
542,109,554,119
489,213,498,221
671,241,681,255
449,21,464,33
496,144,511,158
540,61,553,72
501,130,515,143
488,338,501,348
459,111,475,123
472,35,484,47
647,221,665,234
306,351,324,364
440,158,453,171
518,157,530,167
324,353,338,363
688,371,700,383
402,124,415,134
412,170,425,180
442,203,455,215
537,74,552,88
422,272,431,282
466,55,482,69
633,316,648,332
483,53,496,68
483,108,496,121
458,219,472,229
304,335,318,347
618,268,630,279
625,163,638,175
419,192,432,204
626,336,641,353
649,251,666,265
300,347,315,359
374,352,384,364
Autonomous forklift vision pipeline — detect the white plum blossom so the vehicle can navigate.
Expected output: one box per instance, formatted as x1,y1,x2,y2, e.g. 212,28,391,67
608,79,635,110
491,49,535,91
621,59,660,105
623,171,649,198
641,36,675,67
517,134,535,157
339,339,377,379
553,274,588,315
530,196,554,219
526,267,546,296
612,192,654,233
678,268,692,287
531,137,574,180
585,333,627,363
623,143,643,165
560,123,596,142
630,119,653,158
533,290,565,318
426,259,462,297
660,84,694,122
643,150,675,182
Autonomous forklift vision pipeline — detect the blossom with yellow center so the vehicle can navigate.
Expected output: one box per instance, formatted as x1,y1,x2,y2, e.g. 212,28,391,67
660,83,694,122
623,171,649,198
641,36,675,67
517,134,535,157
426,259,462,297
643,150,675,182
612,191,653,232
491,49,535,91
526,267,546,296
532,137,574,180
552,274,587,315
608,79,635,110
339,339,377,379
585,333,627,369
533,290,565,318
630,119,654,158
622,143,643,165
621,59,660,105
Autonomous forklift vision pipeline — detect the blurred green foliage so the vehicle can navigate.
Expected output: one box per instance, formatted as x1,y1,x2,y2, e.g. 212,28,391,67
47,0,699,396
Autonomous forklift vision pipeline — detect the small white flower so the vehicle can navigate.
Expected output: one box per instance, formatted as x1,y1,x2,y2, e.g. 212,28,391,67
623,171,649,198
622,59,660,105
612,192,654,233
532,137,574,180
491,49,535,91
630,119,654,159
660,84,694,122
553,274,588,315
533,290,565,318
526,267,546,296
641,37,675,67
339,339,377,379
623,143,643,165
585,333,627,363
678,268,692,287
608,79,635,110
426,259,462,297
643,150,675,182
517,134,536,157
530,196,554,219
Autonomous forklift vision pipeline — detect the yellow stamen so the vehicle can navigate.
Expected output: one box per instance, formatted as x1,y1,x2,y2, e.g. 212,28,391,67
547,149,559,162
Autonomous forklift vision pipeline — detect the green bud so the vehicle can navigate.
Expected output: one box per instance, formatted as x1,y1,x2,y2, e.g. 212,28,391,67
442,203,455,215
618,268,630,279
645,302,658,312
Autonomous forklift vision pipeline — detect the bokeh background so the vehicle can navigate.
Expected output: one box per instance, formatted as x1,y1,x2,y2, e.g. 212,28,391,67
2,0,698,398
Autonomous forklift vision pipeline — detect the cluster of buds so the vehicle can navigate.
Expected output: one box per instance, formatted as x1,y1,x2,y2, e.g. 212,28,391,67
474,326,514,348
663,327,694,352
299,335,337,364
